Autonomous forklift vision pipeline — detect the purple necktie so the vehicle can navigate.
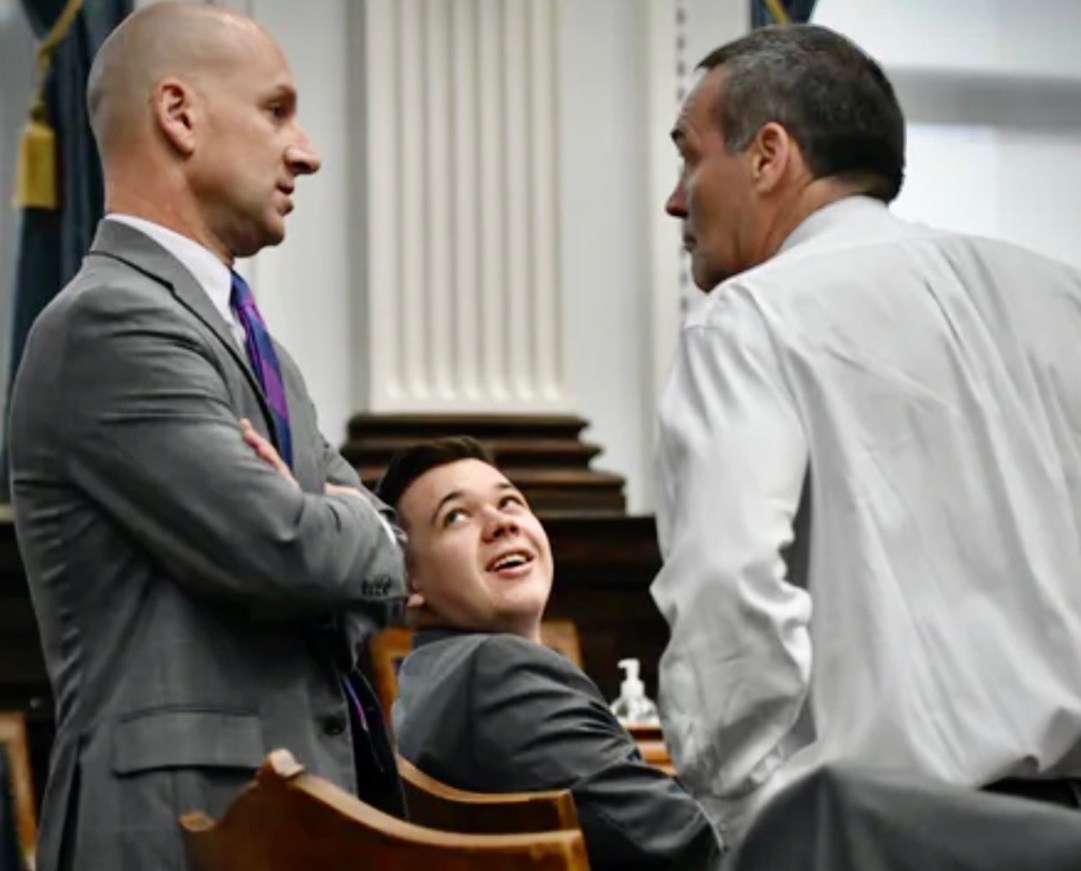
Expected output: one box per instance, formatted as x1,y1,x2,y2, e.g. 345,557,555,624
232,272,367,735
343,675,370,735
230,271,293,468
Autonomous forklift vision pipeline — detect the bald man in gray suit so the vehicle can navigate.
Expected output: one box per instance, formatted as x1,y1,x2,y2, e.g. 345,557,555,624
7,4,405,870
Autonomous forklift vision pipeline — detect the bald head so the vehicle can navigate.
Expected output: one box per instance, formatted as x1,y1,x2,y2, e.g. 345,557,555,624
87,1,271,157
87,0,320,261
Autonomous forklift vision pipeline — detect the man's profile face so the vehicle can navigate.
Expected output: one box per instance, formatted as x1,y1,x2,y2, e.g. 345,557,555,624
189,26,321,258
666,67,758,292
397,459,553,639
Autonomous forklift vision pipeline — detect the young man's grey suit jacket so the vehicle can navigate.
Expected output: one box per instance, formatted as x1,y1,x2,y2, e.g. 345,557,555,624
394,628,722,871
8,220,406,871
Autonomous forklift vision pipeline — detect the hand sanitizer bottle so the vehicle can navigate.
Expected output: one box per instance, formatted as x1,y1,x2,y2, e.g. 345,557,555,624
610,658,660,726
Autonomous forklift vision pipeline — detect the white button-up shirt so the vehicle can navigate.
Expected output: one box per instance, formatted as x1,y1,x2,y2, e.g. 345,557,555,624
653,196,1081,844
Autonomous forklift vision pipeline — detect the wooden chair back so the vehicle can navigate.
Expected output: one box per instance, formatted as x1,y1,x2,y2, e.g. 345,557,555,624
181,750,590,871
538,620,584,670
368,625,411,727
397,754,579,834
0,713,36,871
368,619,584,726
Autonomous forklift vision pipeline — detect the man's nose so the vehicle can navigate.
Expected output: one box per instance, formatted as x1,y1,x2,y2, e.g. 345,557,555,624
287,128,321,176
666,181,687,218
483,509,519,541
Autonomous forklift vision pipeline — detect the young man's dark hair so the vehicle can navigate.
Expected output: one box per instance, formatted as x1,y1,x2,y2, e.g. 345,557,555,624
698,24,905,202
377,436,495,511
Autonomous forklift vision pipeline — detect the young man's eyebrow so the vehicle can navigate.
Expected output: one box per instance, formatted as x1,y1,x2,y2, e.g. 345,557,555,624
429,489,464,527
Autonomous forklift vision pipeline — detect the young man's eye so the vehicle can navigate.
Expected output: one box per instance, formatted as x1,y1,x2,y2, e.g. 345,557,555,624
442,508,466,527
499,494,525,511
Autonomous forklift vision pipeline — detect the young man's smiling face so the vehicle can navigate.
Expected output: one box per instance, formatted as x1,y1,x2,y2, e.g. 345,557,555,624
397,458,553,641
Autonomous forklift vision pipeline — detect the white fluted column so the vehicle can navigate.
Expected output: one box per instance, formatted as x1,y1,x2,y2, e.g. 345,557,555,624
351,0,569,414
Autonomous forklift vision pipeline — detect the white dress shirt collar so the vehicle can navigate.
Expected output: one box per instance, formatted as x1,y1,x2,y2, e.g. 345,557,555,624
777,195,892,257
105,213,237,337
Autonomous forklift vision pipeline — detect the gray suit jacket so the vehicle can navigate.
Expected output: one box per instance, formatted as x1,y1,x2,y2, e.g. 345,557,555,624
394,629,722,871
8,220,407,871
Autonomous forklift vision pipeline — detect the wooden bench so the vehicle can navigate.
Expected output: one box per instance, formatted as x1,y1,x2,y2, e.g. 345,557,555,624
181,750,591,871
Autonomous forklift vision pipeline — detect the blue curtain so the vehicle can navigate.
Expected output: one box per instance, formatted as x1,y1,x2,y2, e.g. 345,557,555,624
3,0,131,495
751,0,817,28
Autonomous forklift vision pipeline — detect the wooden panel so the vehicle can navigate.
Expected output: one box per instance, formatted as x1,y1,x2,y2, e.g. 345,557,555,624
0,712,37,871
627,724,676,777
342,413,627,514
0,519,52,812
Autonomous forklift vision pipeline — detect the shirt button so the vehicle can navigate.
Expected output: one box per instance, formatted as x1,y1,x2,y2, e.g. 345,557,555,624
323,713,347,736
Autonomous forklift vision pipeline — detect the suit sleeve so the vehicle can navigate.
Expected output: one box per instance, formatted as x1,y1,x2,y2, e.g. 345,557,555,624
311,400,404,549
651,288,811,841
61,285,405,617
470,637,722,871
321,433,361,488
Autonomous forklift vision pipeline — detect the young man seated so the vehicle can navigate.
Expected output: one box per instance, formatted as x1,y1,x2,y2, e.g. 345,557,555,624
375,437,722,871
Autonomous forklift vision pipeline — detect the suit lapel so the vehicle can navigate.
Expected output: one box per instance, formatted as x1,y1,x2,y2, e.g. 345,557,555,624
86,220,280,450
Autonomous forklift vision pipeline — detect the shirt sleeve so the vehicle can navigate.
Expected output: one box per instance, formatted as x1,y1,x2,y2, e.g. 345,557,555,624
651,288,812,841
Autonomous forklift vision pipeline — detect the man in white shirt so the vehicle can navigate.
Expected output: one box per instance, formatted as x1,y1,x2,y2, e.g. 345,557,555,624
8,4,406,869
653,23,1081,846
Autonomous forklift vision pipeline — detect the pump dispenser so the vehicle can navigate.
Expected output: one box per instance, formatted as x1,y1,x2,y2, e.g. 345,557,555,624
610,658,660,726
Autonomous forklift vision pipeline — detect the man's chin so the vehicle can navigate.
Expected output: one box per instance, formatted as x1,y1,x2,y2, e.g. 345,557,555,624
691,256,736,293
262,221,287,248
692,268,725,294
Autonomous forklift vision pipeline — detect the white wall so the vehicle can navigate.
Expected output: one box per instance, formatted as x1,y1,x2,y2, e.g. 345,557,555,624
815,0,1081,271
557,0,649,512
558,0,746,513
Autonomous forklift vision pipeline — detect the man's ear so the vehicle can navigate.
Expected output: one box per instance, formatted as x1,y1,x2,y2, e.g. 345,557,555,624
748,121,797,195
153,77,197,157
406,570,423,609
405,561,426,609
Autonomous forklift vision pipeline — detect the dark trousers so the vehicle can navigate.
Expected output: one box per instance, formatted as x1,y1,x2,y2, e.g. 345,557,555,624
984,777,1081,809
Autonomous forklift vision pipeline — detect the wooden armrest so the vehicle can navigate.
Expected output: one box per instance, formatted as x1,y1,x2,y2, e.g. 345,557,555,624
397,754,580,834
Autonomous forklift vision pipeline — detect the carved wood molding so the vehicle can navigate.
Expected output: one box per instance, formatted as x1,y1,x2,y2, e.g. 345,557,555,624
341,412,627,514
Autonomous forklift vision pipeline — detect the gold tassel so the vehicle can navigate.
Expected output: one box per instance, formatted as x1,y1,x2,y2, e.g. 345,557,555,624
11,0,85,211
764,0,791,24
13,98,57,210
